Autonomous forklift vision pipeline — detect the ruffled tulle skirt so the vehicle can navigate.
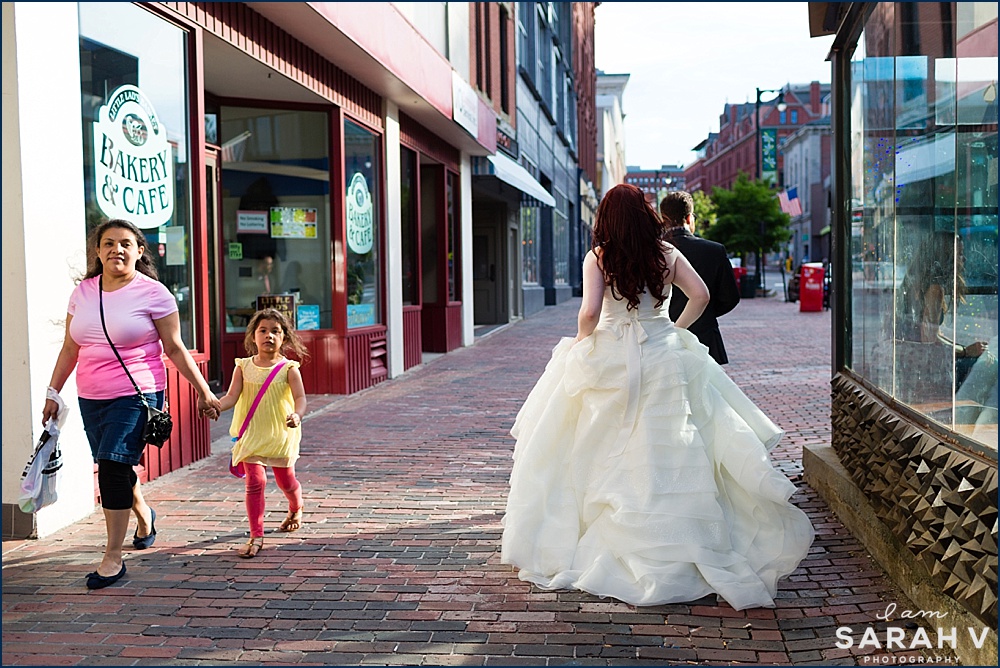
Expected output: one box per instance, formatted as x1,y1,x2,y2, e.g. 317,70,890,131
500,316,814,610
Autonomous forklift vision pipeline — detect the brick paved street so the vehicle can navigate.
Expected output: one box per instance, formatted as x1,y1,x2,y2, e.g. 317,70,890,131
3,294,959,666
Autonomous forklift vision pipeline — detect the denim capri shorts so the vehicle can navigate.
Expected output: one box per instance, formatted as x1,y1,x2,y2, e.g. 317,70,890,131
78,391,164,466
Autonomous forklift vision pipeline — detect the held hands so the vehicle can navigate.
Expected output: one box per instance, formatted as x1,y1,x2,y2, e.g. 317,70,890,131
286,412,301,428
198,394,223,421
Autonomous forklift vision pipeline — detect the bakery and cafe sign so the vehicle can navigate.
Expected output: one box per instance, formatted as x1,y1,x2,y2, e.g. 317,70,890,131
346,172,373,254
93,84,174,229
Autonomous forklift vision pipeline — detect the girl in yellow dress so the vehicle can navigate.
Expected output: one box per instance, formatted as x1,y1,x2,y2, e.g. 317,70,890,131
217,308,309,558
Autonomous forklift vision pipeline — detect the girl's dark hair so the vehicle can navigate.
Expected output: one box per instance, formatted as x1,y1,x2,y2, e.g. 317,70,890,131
592,184,671,310
244,308,311,362
84,219,159,280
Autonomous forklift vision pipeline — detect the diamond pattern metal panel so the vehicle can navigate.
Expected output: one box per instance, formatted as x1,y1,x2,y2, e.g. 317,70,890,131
832,374,998,626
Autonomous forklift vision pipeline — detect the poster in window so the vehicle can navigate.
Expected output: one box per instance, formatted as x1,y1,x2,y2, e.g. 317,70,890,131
297,304,320,331
270,207,317,239
347,304,376,328
237,210,269,234
256,294,297,329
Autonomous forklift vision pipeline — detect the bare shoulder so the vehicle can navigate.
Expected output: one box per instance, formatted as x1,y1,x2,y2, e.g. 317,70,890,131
587,246,604,270
660,241,679,283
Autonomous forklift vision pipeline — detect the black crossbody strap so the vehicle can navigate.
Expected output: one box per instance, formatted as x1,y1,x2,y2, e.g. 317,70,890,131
98,277,149,409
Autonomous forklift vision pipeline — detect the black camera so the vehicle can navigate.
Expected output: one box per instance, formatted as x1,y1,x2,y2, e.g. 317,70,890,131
144,406,174,448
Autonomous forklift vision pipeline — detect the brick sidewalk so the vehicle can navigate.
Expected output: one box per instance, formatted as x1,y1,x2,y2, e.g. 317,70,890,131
3,296,958,666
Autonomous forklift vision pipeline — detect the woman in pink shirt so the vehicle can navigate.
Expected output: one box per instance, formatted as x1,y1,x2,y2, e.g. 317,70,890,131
41,219,221,590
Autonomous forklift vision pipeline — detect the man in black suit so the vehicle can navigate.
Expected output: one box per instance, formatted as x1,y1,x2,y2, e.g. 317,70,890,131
659,191,741,364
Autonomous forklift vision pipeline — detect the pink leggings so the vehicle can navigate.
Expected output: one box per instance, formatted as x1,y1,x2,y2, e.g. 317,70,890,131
243,463,302,538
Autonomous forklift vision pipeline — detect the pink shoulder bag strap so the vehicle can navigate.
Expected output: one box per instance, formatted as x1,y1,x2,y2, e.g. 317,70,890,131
229,360,287,478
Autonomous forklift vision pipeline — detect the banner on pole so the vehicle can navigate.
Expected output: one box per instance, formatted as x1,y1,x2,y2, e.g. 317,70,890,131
760,129,778,183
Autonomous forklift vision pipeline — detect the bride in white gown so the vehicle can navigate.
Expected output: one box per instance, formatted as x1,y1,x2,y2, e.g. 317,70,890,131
500,184,814,611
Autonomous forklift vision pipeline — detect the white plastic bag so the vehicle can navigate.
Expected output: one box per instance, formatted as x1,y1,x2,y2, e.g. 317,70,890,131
19,388,67,513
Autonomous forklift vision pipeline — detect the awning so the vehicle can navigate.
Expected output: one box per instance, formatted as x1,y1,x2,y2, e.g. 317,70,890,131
480,154,555,207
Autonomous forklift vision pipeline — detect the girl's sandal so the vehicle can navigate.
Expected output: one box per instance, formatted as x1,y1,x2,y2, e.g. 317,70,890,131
279,509,303,533
238,536,264,559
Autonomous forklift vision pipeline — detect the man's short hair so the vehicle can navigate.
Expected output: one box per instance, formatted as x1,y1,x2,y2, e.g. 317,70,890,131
659,191,694,228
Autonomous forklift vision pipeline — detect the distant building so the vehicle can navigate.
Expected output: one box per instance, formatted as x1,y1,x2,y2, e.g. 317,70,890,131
780,120,832,267
596,71,629,200
513,1,588,313
684,81,831,193
573,3,599,293
624,165,686,206
683,134,716,194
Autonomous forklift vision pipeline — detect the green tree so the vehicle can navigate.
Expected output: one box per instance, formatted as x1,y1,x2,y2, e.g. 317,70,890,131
691,190,717,232
703,172,791,268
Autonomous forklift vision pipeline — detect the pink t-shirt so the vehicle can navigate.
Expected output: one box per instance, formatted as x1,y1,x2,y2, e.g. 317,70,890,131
68,273,178,400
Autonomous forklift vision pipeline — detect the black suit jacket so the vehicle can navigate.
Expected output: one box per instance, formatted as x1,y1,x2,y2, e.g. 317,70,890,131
666,228,741,364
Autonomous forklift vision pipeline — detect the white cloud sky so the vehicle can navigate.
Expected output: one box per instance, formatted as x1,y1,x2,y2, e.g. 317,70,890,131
594,2,836,169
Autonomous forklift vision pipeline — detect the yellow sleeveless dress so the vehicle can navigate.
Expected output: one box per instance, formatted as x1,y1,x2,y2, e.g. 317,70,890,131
229,357,301,468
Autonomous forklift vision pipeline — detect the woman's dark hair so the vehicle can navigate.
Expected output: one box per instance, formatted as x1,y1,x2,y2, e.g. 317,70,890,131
592,184,671,311
84,219,159,280
244,308,311,362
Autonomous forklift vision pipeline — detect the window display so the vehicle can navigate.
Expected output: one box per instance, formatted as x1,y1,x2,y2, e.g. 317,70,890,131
219,107,332,331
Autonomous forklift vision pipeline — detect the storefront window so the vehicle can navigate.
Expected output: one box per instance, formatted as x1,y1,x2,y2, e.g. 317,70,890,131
447,171,460,301
345,120,381,328
400,147,419,306
522,204,539,284
848,3,998,450
219,107,331,332
553,190,569,285
78,3,196,347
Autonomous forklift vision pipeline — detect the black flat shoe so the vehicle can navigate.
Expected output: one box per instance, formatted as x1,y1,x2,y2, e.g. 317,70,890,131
86,563,126,589
132,508,156,550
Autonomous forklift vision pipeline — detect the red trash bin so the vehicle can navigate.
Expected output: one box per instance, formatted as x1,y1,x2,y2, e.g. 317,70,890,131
799,263,825,312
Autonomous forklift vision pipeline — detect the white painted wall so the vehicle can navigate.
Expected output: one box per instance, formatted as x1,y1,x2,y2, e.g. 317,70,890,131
393,2,448,57
446,2,470,82
4,2,95,536
383,102,404,378
391,2,469,82
460,152,474,346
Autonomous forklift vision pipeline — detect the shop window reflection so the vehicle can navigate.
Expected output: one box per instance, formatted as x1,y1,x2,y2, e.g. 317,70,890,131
78,2,196,349
345,120,381,328
848,2,998,450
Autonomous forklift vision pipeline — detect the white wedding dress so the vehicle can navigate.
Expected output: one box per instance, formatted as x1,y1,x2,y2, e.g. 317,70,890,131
500,286,815,610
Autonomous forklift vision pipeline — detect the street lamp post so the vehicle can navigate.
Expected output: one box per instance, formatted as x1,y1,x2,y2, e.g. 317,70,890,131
754,87,787,292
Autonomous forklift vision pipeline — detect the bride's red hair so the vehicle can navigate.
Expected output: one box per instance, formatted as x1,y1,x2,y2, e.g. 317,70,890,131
592,184,671,310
